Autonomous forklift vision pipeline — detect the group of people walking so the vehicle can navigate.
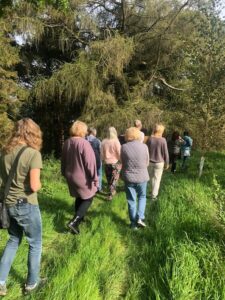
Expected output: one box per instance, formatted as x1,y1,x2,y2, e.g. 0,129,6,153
0,117,192,296
62,120,192,233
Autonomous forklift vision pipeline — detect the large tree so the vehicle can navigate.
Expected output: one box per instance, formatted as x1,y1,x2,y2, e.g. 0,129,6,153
1,0,225,155
163,0,225,150
0,19,27,147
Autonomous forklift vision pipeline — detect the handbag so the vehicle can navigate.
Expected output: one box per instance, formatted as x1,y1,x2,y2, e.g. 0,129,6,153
0,146,28,229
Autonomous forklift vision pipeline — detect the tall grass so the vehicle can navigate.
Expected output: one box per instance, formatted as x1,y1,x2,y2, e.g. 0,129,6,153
0,152,225,299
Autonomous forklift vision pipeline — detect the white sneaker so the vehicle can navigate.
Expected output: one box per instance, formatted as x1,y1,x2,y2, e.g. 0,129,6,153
24,278,47,294
0,283,7,296
151,197,158,202
137,219,146,227
130,223,138,230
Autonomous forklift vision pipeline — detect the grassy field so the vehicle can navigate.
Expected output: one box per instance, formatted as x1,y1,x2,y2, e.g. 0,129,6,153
1,152,225,300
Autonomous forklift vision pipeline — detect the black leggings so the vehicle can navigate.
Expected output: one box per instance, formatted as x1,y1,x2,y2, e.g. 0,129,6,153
74,197,93,218
171,154,179,173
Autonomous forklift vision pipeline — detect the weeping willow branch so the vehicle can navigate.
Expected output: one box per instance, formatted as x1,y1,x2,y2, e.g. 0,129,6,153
44,23,88,45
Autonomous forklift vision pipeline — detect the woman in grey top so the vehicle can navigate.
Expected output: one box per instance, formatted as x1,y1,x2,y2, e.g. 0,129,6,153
121,127,149,229
147,124,169,201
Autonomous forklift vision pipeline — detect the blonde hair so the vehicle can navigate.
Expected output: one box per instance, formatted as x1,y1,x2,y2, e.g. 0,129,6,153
70,121,87,138
3,118,42,153
152,123,165,136
125,127,141,142
107,127,118,139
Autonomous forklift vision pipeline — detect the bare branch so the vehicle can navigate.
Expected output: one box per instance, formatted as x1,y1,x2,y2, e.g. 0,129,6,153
163,1,190,34
153,76,186,91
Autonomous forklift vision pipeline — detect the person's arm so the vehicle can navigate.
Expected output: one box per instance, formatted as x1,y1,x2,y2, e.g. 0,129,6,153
146,138,151,161
98,139,101,154
30,169,41,192
178,136,185,145
29,151,42,192
120,145,125,165
145,145,150,167
163,139,169,169
100,141,105,161
82,142,98,185
140,131,145,143
115,140,121,161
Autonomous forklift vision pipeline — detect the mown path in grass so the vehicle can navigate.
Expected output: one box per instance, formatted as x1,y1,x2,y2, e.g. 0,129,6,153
1,152,225,300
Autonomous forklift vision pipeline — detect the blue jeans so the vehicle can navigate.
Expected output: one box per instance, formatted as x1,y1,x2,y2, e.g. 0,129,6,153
125,182,147,226
0,203,42,285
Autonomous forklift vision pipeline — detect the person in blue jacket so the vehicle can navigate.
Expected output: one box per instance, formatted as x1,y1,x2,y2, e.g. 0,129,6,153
181,131,193,169
86,127,102,192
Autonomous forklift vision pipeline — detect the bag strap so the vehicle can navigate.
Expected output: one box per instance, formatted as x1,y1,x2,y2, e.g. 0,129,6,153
3,146,28,204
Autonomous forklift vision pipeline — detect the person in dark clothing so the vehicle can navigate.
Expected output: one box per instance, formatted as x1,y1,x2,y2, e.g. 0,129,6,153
86,127,102,191
118,134,126,145
170,131,184,173
61,121,98,234
181,131,193,169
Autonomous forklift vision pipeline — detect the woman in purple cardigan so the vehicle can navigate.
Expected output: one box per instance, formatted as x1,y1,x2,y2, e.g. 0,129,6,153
61,121,98,234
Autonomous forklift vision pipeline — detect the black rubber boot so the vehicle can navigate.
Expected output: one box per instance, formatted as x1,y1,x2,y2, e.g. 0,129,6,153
67,216,81,234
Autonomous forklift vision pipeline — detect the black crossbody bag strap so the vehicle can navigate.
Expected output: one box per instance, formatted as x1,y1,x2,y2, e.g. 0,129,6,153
3,146,28,203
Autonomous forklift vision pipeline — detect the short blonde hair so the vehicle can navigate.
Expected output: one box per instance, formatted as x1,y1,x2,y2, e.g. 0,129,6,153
3,118,42,153
70,121,87,137
125,127,141,142
153,123,165,135
107,127,118,139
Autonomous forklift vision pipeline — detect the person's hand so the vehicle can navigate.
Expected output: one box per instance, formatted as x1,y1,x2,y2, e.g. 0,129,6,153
164,164,169,170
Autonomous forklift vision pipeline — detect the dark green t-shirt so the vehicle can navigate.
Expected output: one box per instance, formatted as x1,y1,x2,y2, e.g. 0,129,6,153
0,145,42,206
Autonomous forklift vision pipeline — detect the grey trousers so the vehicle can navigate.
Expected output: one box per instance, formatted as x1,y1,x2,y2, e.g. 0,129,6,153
149,162,164,199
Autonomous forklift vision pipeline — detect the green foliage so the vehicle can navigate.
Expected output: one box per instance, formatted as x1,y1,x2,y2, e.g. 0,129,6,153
183,3,225,151
34,35,134,101
163,2,225,151
0,113,13,148
31,35,136,141
1,0,225,153
0,21,27,148
90,35,134,79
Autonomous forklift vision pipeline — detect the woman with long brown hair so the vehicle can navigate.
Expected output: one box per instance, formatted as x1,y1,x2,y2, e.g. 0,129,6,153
0,118,43,296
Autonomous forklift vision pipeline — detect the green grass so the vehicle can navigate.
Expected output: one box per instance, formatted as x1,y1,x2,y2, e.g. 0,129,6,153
1,152,225,299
